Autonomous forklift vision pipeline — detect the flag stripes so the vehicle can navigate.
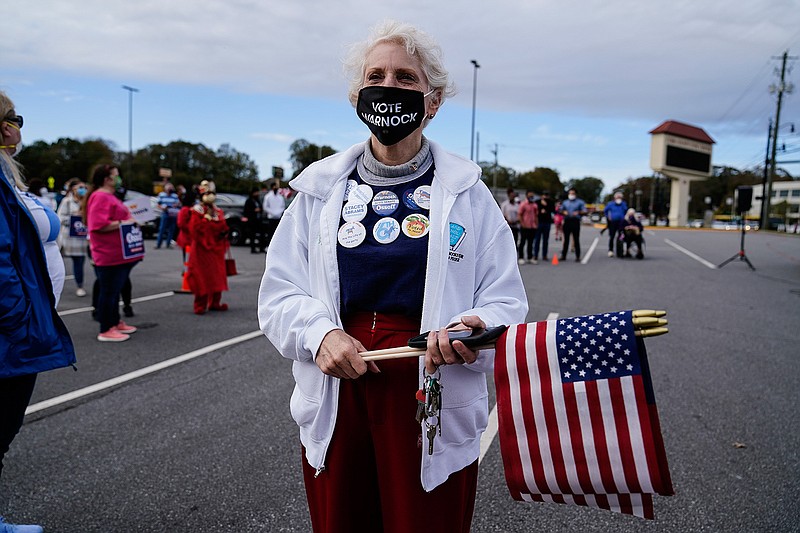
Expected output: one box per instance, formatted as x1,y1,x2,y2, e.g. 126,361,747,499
495,316,673,519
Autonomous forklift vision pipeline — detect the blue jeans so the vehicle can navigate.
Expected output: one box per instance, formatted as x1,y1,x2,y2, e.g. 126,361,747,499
157,214,177,248
95,262,136,333
70,255,86,287
533,222,551,259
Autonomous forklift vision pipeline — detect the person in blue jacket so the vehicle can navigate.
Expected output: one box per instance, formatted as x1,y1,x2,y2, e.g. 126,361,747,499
603,191,628,257
0,90,76,533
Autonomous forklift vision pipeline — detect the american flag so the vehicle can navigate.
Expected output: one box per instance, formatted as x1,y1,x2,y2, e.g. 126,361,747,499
494,311,673,519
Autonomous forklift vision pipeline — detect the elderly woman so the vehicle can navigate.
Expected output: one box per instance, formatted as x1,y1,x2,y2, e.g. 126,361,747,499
258,21,527,532
1,90,75,533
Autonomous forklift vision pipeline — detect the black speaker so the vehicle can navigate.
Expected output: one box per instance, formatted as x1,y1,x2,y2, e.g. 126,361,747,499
736,186,753,213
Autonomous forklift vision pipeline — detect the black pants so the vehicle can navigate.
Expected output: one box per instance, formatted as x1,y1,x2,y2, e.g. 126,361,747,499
561,218,581,259
608,220,621,252
518,228,536,260
247,220,263,252
264,219,280,247
0,373,37,478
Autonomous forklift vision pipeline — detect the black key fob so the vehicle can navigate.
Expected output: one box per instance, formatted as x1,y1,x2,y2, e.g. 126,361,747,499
407,325,508,349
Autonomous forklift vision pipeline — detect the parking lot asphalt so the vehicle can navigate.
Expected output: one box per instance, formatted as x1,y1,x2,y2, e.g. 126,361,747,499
2,227,799,532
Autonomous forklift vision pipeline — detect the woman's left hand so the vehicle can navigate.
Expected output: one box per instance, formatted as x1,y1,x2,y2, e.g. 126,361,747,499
424,315,486,375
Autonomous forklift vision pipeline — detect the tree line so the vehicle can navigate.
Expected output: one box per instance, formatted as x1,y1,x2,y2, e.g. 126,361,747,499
16,136,791,219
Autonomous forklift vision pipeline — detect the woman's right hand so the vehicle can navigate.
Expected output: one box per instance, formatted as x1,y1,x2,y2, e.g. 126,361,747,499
316,329,379,379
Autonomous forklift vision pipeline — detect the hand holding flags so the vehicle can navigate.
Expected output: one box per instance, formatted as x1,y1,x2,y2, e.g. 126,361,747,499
360,309,674,519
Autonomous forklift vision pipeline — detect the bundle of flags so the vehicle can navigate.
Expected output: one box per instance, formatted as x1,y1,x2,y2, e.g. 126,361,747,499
494,310,673,519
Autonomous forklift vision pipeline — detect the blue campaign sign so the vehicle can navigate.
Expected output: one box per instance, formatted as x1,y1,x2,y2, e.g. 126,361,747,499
120,224,145,260
69,215,88,238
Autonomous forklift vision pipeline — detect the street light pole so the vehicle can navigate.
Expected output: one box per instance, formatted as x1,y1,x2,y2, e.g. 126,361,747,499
122,85,139,188
470,60,480,161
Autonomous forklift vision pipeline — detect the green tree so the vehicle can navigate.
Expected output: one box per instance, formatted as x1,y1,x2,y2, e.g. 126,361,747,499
565,177,604,204
18,137,116,191
479,162,517,191
289,139,336,178
515,167,563,196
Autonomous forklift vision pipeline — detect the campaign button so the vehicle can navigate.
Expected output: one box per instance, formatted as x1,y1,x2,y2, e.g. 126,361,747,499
349,183,374,204
373,217,401,244
402,213,430,238
372,190,399,216
343,179,358,202
338,221,367,248
342,201,368,222
413,185,431,210
402,188,419,209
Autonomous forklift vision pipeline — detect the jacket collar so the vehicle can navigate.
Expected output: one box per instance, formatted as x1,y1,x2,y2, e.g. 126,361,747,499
289,139,481,200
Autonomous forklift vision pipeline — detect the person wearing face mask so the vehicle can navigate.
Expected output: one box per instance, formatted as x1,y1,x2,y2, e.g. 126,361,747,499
1,90,76,533
258,20,526,533
187,180,229,315
85,164,142,342
559,187,587,262
533,190,556,263
603,191,629,257
57,179,89,296
517,190,539,264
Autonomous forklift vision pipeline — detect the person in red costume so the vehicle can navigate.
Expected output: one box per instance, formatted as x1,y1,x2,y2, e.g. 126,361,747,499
187,180,229,314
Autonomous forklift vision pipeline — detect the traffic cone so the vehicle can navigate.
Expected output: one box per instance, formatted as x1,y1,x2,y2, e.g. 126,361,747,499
552,255,559,265
175,246,192,294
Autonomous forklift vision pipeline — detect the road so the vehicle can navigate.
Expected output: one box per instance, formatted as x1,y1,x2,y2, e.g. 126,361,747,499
2,227,799,532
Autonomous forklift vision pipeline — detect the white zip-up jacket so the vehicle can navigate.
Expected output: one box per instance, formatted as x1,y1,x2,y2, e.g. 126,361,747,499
258,140,528,491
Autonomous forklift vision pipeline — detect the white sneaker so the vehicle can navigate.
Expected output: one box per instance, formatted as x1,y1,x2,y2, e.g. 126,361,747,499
518,259,525,265
76,287,87,297
531,259,538,265
608,251,614,257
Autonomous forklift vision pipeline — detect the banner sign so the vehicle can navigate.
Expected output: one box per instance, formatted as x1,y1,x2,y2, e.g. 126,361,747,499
120,224,145,260
69,215,88,238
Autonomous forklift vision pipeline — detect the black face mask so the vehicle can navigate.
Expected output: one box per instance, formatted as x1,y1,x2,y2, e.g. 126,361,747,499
356,86,429,146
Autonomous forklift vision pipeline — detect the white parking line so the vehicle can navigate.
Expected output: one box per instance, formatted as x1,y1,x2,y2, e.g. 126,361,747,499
664,238,718,269
580,237,599,264
25,330,265,415
58,291,176,316
479,312,559,464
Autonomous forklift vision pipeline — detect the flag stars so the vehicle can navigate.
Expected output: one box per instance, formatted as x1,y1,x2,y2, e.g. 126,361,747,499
621,334,628,341
611,328,619,334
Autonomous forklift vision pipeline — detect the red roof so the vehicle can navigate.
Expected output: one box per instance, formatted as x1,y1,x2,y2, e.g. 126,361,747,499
649,120,715,144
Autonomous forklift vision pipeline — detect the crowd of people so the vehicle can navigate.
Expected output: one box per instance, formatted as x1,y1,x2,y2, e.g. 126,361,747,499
502,186,646,264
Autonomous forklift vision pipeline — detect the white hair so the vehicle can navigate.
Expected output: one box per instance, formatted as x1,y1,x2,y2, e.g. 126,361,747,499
343,20,457,116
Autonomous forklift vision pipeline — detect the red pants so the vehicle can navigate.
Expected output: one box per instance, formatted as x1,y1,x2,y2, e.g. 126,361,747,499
302,312,478,533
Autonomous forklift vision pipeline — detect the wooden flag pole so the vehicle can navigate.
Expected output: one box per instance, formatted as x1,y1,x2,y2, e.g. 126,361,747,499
361,310,669,361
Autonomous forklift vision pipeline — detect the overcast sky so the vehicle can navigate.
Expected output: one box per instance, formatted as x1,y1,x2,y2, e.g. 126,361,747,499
5,0,800,193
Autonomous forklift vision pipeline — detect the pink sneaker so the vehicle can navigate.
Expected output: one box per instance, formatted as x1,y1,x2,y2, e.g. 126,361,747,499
116,321,138,334
97,328,130,342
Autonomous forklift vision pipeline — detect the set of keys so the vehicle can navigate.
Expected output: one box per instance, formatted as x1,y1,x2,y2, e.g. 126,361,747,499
415,374,442,455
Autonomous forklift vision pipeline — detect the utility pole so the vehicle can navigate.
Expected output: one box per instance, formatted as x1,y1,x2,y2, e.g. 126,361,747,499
470,60,480,161
122,85,139,189
763,50,796,229
760,119,772,227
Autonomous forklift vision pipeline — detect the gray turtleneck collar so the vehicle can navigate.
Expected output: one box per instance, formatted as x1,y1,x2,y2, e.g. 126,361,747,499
357,137,433,186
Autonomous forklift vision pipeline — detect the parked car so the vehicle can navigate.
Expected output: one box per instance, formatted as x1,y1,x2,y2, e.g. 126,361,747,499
214,193,247,246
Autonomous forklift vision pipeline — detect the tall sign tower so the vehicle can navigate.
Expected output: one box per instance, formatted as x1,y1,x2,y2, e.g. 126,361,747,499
649,120,715,227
